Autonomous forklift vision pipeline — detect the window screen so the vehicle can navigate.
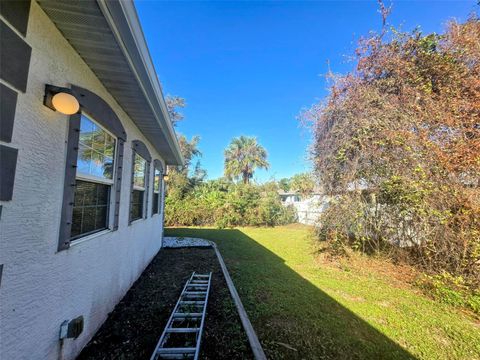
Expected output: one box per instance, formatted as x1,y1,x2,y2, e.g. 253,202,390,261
71,180,110,239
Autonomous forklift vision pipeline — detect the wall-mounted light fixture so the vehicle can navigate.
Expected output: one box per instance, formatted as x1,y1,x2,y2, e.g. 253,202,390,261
44,85,80,115
163,171,169,182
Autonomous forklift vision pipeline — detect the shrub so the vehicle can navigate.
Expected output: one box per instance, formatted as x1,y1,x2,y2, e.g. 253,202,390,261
417,272,480,315
303,15,480,288
165,180,297,228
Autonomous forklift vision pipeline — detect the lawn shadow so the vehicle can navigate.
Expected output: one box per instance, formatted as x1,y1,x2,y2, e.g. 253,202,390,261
166,227,417,360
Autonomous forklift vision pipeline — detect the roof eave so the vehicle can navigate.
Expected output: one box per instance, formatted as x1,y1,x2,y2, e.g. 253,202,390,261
96,0,184,166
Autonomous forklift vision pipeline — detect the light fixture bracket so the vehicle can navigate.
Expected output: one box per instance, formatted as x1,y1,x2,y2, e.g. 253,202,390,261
44,85,80,114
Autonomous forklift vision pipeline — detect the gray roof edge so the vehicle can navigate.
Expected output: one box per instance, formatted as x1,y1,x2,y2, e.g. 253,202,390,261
97,0,184,166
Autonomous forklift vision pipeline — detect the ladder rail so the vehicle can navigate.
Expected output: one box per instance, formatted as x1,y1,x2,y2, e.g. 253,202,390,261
150,272,212,360
193,272,211,360
150,272,196,360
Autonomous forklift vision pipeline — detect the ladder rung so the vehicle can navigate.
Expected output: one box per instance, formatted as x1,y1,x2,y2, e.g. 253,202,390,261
181,296,205,301
192,275,209,278
166,327,199,333
157,347,196,354
184,291,206,295
173,312,202,318
183,296,206,299
157,355,194,360
171,315,200,321
179,301,205,304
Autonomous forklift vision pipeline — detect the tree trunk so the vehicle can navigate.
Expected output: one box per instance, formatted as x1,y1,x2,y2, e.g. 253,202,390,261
243,167,249,184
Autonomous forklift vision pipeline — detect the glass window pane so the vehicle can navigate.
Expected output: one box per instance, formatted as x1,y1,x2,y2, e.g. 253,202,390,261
90,153,105,178
103,157,114,179
152,193,159,214
82,207,96,234
95,205,108,229
130,189,144,221
96,182,109,204
76,181,92,206
76,115,115,181
71,180,110,239
77,144,91,175
92,127,105,153
154,168,161,192
79,116,94,147
105,133,115,158
71,207,83,238
134,154,146,188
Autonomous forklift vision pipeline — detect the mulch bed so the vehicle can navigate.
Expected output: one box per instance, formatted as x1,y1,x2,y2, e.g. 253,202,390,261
78,248,253,360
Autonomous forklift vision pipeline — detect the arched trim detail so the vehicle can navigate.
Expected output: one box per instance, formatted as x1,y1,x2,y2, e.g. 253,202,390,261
72,85,127,141
153,159,163,173
132,140,151,162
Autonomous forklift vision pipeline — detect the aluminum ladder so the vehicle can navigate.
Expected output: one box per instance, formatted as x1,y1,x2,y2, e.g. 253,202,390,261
150,272,212,360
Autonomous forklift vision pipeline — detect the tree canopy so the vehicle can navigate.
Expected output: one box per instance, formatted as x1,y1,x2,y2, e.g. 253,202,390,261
165,95,186,126
224,136,269,184
290,173,315,197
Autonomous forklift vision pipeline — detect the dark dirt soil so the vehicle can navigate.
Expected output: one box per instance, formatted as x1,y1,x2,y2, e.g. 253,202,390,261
77,248,253,360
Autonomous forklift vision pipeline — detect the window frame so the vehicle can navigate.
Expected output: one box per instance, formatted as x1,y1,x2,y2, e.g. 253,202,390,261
69,113,118,241
129,140,151,224
58,86,127,251
152,159,163,216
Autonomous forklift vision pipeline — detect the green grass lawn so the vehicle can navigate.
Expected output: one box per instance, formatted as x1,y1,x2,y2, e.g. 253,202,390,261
165,225,480,360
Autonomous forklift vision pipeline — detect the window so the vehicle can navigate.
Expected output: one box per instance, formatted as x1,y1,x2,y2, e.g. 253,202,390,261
152,163,162,215
58,85,127,251
129,140,151,223
71,114,116,239
130,153,146,221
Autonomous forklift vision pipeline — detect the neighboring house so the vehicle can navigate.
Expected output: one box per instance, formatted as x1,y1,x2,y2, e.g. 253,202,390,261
0,1,183,359
278,190,301,204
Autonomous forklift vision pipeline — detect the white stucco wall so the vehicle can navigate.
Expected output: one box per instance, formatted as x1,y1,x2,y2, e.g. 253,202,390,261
0,3,167,359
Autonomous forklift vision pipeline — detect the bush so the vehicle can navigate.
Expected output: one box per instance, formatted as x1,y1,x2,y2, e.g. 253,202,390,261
165,180,297,228
417,272,480,315
304,15,480,288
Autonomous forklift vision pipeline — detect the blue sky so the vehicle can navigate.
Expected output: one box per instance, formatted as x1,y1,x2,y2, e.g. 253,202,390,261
136,0,477,182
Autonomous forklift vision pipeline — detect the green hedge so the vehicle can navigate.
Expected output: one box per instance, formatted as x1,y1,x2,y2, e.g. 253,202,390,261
165,180,297,228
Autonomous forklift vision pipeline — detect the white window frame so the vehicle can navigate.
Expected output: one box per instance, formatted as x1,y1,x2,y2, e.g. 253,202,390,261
71,113,118,240
131,152,147,221
152,165,162,216
133,153,147,192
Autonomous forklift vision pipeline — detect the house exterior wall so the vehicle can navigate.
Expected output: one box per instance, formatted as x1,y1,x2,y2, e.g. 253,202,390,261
0,3,166,359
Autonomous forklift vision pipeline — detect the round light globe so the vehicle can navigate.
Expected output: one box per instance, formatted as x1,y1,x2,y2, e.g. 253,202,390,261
52,92,80,115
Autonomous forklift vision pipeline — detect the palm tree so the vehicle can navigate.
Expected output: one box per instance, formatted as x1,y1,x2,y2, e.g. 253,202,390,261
224,136,269,184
